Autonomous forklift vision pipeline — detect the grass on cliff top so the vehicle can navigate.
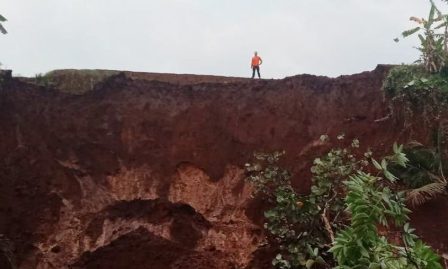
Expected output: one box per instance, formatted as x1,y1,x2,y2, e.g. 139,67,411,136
34,69,119,94
383,64,448,102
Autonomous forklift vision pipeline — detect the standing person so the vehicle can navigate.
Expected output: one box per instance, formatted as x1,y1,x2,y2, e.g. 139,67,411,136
251,51,263,79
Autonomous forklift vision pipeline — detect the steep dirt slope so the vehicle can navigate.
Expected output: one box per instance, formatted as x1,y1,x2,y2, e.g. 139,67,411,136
0,66,446,269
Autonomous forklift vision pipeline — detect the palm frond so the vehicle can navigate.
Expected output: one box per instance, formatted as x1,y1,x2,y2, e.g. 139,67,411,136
427,4,437,28
0,24,6,34
402,27,421,37
430,0,443,18
418,34,426,44
0,14,7,34
407,181,447,207
434,21,448,30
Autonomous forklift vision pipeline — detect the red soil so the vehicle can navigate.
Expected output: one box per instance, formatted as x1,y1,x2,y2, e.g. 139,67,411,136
0,66,446,269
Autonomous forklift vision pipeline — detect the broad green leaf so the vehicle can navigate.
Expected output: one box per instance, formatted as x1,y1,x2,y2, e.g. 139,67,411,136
406,80,416,87
404,222,410,231
372,159,382,170
393,142,398,153
384,170,398,182
381,159,388,170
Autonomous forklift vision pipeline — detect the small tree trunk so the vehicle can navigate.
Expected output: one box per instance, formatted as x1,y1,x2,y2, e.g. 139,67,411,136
322,206,335,243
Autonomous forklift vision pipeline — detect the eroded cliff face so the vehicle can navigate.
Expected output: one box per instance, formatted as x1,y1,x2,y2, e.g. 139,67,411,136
0,66,446,269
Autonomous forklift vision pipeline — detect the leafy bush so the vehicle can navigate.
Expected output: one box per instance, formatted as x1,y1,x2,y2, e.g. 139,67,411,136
246,150,329,268
383,65,448,98
386,1,448,133
382,66,448,205
331,171,442,269
388,141,448,207
383,65,448,114
382,64,448,133
387,0,448,128
390,143,442,188
246,136,378,268
246,137,443,269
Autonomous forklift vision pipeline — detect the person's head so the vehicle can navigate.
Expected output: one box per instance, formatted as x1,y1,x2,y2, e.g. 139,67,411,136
254,51,258,56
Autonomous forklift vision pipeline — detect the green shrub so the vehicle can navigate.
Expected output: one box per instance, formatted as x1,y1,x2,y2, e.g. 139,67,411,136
246,151,328,268
383,65,448,131
246,137,443,269
331,171,442,269
383,65,448,98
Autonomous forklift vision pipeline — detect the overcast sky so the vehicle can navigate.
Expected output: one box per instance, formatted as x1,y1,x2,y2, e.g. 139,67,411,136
0,0,444,78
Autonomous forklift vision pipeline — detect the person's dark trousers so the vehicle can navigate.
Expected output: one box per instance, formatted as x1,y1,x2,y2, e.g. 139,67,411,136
252,66,261,79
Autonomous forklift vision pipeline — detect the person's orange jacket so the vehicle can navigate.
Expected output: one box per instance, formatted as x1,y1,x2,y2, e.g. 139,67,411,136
251,56,262,67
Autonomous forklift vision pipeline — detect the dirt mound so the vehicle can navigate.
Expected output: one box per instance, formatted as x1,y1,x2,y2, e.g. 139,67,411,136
0,66,447,268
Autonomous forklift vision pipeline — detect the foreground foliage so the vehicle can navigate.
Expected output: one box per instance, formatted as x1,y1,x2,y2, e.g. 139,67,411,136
331,171,442,269
246,137,443,269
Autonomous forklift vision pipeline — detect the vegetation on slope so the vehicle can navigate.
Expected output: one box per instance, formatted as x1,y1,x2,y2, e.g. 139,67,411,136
387,0,448,113
246,2,448,268
382,0,448,208
246,136,443,269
